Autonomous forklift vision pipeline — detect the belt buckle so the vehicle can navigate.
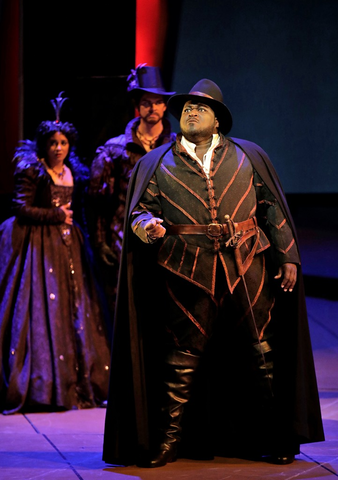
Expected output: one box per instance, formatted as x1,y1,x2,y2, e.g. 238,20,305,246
207,223,223,237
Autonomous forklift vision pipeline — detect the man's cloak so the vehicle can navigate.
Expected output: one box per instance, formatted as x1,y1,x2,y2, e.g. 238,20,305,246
102,138,324,465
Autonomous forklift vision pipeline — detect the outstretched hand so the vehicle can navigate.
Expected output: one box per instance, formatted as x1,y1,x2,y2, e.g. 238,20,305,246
144,218,166,240
274,263,297,292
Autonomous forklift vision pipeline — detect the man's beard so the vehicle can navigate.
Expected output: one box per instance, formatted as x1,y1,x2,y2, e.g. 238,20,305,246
181,123,214,142
143,113,162,125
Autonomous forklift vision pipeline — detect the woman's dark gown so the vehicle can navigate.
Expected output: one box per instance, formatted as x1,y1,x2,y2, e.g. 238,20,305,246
0,159,111,414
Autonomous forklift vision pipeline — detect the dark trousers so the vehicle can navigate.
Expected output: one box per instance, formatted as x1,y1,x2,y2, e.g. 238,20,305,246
160,253,300,456
162,253,275,355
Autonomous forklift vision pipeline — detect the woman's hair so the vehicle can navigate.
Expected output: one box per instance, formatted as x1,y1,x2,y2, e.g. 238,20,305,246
35,120,78,160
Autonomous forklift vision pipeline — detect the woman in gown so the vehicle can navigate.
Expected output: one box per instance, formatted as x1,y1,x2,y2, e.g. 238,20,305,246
0,94,111,414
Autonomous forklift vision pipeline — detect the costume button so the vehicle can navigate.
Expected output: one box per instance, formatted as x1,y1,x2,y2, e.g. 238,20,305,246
50,293,55,300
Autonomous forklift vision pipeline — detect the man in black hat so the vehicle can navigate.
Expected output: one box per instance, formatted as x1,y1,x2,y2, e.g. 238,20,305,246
88,65,176,325
102,79,324,467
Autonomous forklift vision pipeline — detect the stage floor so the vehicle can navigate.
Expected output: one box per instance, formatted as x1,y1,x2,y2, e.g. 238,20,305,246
0,295,337,479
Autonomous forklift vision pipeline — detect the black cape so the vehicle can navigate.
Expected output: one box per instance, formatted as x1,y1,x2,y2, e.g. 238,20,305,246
102,138,324,465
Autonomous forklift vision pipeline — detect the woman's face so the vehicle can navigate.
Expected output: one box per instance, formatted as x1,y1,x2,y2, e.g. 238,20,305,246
46,132,70,165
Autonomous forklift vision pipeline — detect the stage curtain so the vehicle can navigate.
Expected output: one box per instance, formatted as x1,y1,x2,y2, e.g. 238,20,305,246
135,0,168,68
0,0,21,196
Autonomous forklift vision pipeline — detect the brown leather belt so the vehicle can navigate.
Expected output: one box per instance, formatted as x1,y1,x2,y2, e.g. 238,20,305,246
166,218,257,237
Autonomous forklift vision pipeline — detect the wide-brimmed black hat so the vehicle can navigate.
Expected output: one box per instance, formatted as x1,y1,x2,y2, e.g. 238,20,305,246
127,64,176,99
167,79,232,134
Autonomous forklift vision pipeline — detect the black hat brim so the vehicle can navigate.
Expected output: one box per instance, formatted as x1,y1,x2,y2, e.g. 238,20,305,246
167,93,232,135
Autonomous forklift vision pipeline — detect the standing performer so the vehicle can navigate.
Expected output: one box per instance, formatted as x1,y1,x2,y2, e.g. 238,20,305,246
102,79,324,467
0,93,111,414
88,65,176,325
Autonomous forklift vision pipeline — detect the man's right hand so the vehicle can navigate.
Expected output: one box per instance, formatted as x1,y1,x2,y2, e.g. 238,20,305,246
144,217,166,240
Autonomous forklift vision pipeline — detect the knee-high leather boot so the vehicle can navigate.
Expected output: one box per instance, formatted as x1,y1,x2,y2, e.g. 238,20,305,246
139,349,200,468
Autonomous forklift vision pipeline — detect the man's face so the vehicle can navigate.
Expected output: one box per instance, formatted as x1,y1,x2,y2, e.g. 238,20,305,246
180,101,219,142
138,93,167,125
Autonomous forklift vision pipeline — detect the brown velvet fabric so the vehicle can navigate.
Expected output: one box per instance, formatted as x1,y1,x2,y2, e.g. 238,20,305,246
0,156,111,414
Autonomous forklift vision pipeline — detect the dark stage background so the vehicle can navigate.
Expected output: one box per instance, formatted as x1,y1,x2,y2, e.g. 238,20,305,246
169,0,338,195
20,1,137,165
0,0,337,223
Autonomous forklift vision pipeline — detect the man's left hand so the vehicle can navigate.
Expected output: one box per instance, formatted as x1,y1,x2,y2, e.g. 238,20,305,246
274,263,297,292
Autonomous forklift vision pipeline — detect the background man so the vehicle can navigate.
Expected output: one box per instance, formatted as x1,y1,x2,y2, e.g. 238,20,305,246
88,65,176,324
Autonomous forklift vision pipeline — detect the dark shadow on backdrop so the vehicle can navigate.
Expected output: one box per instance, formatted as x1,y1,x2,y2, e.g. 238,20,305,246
0,0,20,202
21,0,182,165
21,1,137,165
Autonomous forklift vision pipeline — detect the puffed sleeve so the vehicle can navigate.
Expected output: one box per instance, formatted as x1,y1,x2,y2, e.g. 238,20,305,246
11,162,66,224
